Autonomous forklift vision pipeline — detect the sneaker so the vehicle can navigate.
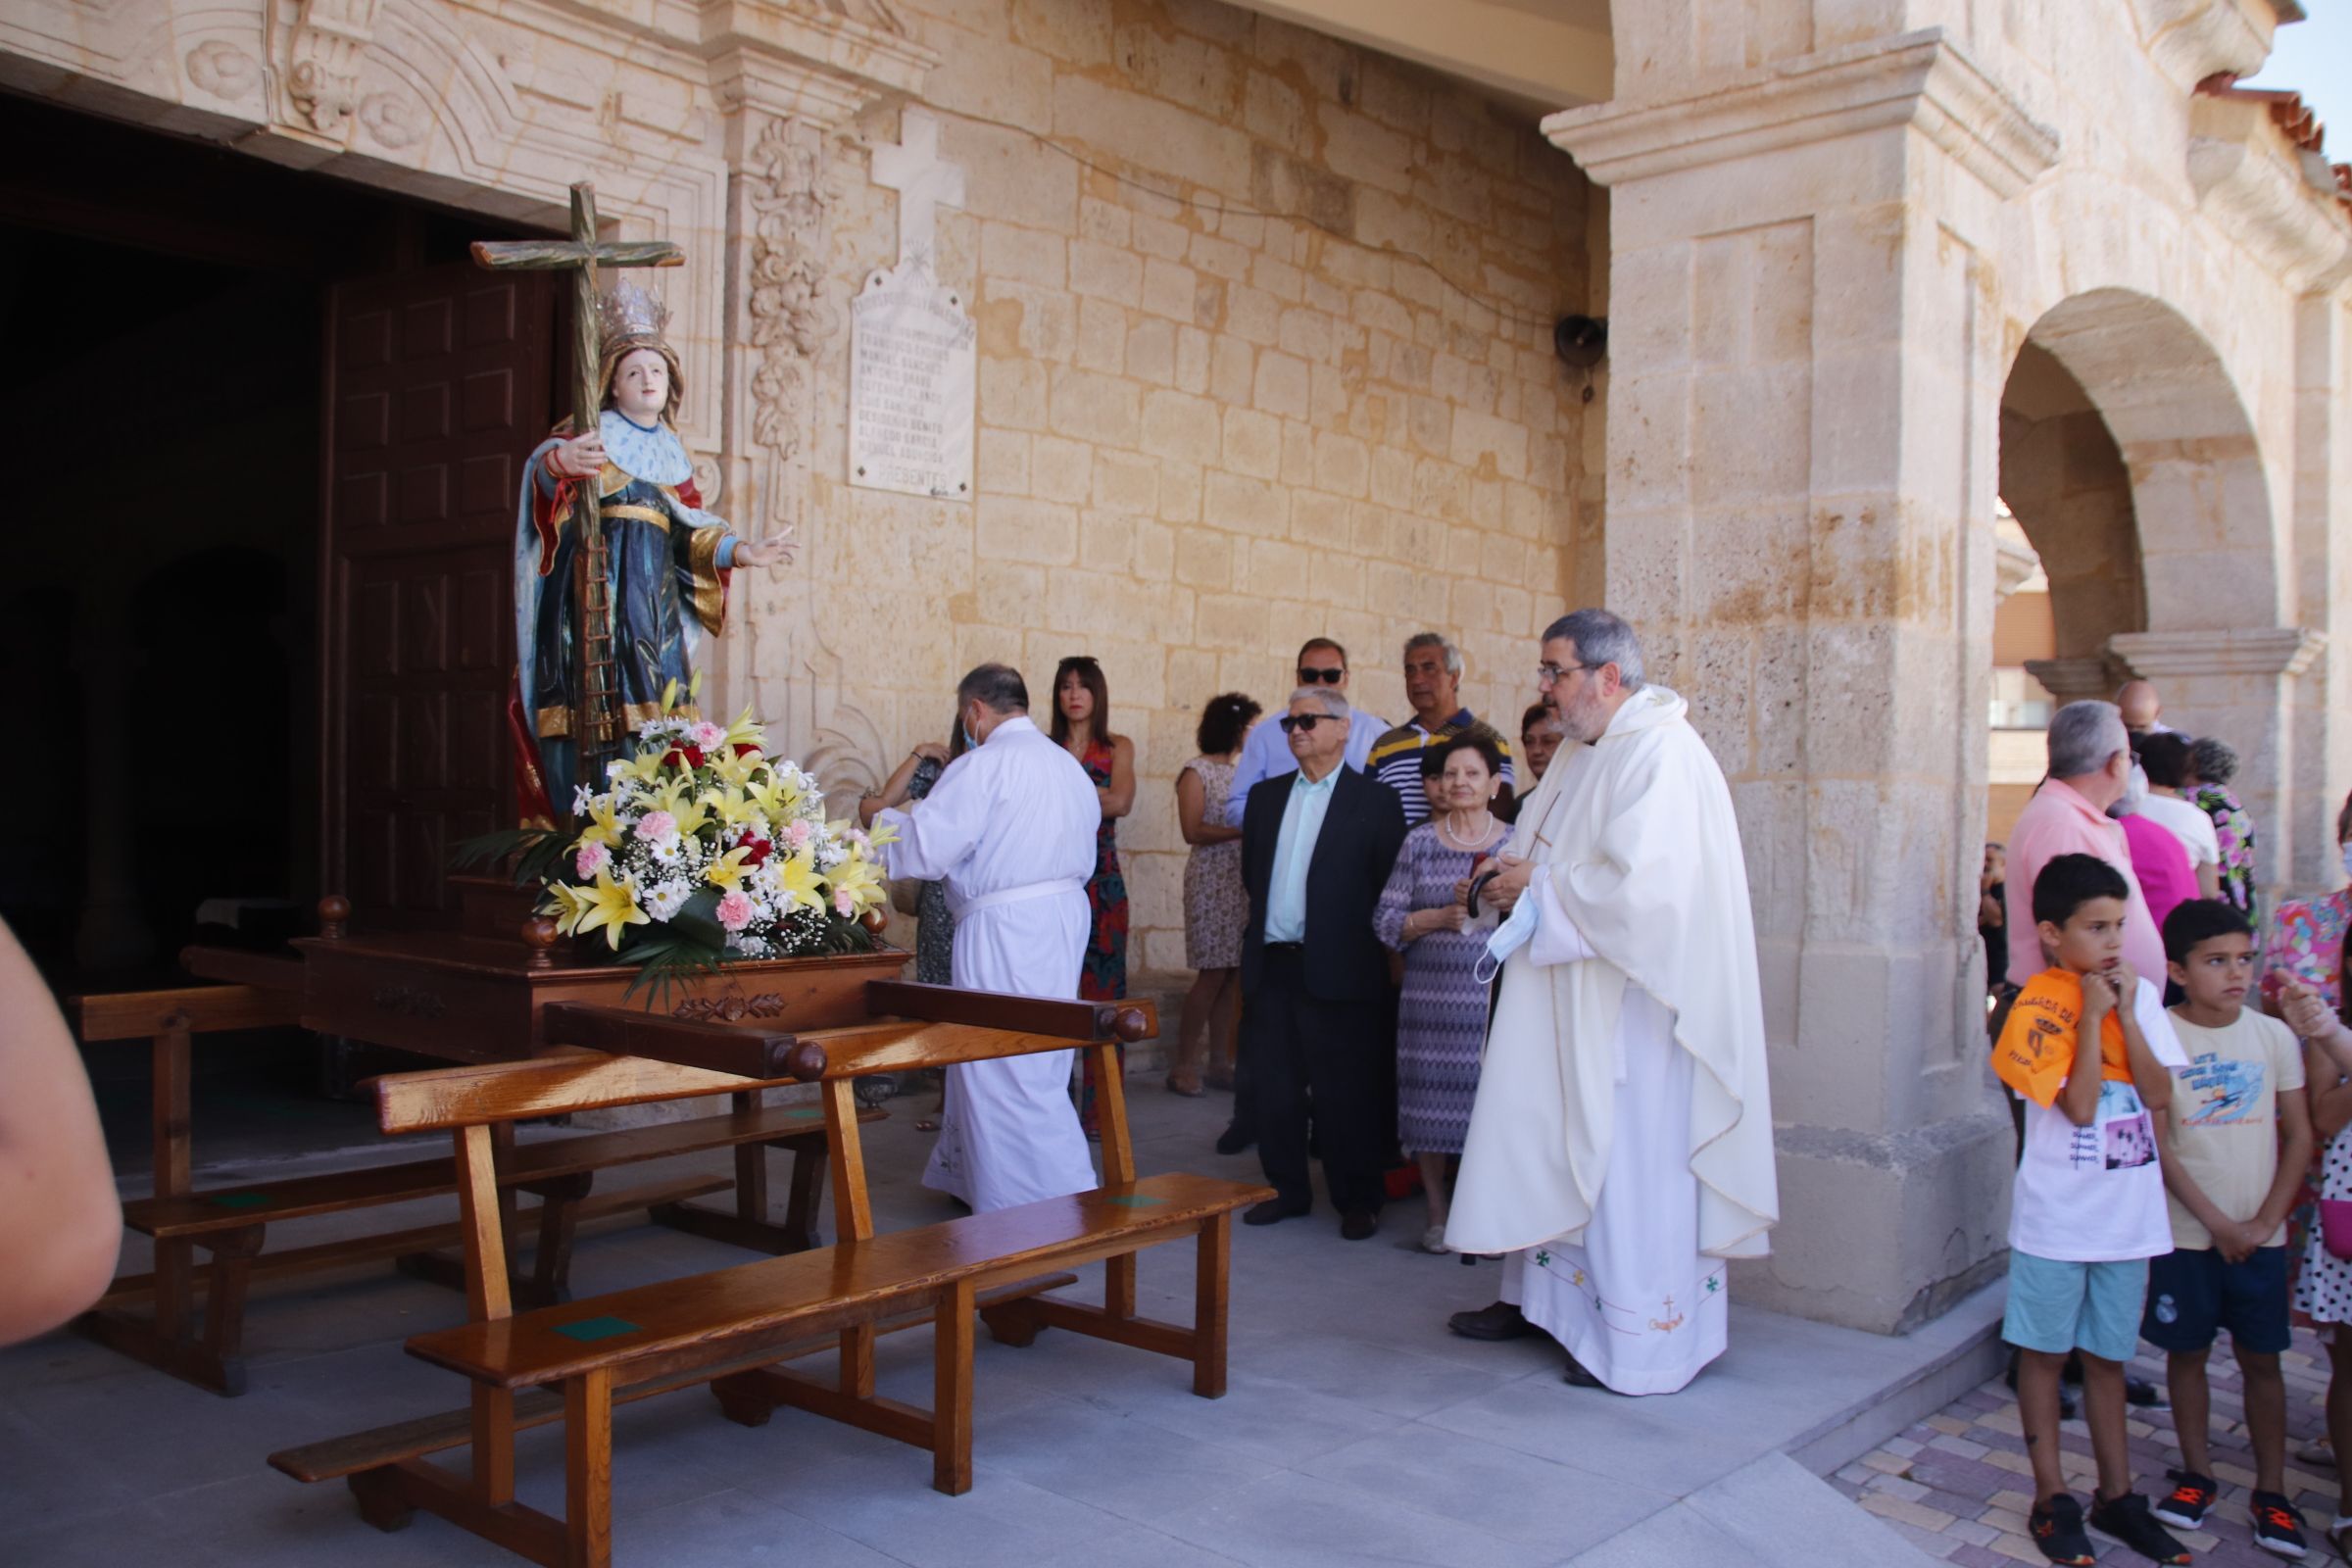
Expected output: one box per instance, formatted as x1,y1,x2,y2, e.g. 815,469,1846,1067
2251,1491,2309,1559
2029,1493,2096,1566
2087,1491,2192,1565
2152,1470,2215,1530
2126,1375,2169,1411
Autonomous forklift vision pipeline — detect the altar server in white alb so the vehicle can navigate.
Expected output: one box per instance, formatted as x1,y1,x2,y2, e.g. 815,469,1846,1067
871,663,1101,1212
1444,610,1778,1396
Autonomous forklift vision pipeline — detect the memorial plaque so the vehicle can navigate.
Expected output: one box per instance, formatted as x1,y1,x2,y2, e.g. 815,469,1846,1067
851,108,974,503
849,265,975,501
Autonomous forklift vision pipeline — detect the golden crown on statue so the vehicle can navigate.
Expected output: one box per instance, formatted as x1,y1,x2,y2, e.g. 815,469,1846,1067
596,280,671,351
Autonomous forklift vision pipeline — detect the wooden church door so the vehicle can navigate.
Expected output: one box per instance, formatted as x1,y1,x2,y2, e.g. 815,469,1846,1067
321,264,556,926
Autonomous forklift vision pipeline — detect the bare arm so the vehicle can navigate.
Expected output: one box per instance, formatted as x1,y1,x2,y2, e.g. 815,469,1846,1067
2310,1038,2352,1141
2262,1088,2316,1238
2118,977,2172,1116
1175,767,1240,847
2194,861,2221,901
1097,735,1138,821
0,921,121,1346
2061,976,2116,1126
858,745,949,828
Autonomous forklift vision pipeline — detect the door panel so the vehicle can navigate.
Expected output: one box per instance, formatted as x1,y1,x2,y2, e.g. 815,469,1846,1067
323,264,553,927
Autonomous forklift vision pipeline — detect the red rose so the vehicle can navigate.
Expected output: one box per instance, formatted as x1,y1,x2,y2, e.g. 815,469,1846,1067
662,745,706,769
733,742,760,758
740,837,773,867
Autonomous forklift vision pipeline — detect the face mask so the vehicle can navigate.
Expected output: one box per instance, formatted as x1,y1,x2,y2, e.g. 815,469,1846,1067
2340,842,2352,881
1473,890,1542,986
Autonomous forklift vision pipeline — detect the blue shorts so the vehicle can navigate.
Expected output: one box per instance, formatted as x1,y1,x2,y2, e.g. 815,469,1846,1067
2139,1246,2290,1355
2004,1250,2148,1363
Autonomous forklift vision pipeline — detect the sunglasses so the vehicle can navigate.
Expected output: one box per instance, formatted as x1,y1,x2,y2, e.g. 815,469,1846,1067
1277,714,1331,733
1296,666,1345,685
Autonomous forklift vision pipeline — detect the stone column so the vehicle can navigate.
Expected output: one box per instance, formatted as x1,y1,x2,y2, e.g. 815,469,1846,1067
1548,31,2058,1331
2021,656,2120,709
2109,627,2327,893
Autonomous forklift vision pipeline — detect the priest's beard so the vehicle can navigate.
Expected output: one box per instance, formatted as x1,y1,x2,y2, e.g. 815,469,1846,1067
1556,681,1613,745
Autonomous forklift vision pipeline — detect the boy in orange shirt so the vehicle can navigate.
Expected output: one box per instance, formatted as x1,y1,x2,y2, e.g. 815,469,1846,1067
1995,854,2190,1564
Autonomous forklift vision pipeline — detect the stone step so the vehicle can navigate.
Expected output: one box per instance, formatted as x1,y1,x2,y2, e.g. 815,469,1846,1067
1570,1452,1944,1565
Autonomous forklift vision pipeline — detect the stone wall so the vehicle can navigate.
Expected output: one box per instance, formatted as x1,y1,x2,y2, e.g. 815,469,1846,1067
746,0,1595,980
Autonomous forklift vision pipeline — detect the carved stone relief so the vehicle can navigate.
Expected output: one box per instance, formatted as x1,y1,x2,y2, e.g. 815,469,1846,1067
275,0,382,136
746,115,840,465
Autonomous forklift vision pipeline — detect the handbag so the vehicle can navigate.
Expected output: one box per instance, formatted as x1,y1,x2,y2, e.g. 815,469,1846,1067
2321,1198,2352,1261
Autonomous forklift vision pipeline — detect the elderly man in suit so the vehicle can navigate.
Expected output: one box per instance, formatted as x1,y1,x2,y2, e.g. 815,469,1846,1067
1238,683,1408,1239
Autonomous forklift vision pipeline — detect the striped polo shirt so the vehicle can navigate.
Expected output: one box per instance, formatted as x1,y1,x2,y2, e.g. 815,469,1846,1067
1366,709,1515,828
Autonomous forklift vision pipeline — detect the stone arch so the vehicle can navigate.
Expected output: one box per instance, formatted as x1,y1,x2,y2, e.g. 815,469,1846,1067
2018,286,2279,638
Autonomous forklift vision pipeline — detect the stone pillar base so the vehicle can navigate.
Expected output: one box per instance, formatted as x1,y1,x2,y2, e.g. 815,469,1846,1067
1732,1102,2016,1334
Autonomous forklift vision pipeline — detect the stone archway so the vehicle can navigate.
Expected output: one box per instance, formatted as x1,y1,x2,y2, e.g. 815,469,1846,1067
1998,286,2314,883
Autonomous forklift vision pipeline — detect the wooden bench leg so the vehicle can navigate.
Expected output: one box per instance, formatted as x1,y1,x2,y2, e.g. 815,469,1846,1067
978,1297,1045,1348
1193,1212,1231,1399
932,1280,974,1496
348,1465,417,1532
779,1135,826,1250
564,1369,614,1568
199,1224,266,1386
518,1172,594,1308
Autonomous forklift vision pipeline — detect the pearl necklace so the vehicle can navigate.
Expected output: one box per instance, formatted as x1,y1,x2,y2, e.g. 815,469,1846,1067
1439,808,1496,849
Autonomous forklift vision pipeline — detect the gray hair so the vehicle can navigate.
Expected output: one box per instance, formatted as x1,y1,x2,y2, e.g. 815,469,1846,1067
2047,700,2128,780
1404,630,1462,676
956,662,1029,714
1541,609,1645,692
2188,735,2239,785
1291,685,1349,720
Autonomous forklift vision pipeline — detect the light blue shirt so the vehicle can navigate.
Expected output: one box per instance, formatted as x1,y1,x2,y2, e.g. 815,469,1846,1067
1261,766,1340,944
1226,705,1386,822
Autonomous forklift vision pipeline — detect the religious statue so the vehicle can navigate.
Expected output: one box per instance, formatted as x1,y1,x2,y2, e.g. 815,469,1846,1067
508,282,793,822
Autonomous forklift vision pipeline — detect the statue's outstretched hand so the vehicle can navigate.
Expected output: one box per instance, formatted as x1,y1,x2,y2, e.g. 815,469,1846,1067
734,526,797,570
549,434,607,479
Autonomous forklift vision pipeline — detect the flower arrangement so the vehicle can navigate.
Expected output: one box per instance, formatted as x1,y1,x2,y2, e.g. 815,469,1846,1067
458,684,888,989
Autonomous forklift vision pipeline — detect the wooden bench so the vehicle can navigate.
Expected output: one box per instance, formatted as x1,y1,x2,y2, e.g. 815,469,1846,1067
74,986,870,1395
272,989,1271,1567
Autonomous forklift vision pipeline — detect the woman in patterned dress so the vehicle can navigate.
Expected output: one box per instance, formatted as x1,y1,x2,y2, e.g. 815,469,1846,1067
1053,656,1135,1136
1167,694,1260,1097
2187,736,2260,921
1374,733,1510,1253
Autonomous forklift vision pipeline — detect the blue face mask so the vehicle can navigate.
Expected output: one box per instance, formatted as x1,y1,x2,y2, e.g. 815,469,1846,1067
1473,889,1542,986
960,725,979,753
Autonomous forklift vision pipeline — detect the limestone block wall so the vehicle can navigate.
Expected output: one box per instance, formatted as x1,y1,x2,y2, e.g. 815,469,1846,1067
749,0,1594,981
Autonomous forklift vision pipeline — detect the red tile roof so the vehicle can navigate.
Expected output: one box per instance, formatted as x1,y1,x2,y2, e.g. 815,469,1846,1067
2195,73,2352,215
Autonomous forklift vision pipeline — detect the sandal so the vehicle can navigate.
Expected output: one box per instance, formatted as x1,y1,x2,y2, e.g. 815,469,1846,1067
914,1117,941,1133
1164,1075,1206,1098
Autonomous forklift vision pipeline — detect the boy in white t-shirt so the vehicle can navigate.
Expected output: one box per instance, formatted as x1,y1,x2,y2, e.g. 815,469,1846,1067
2141,899,2311,1557
1993,855,2191,1565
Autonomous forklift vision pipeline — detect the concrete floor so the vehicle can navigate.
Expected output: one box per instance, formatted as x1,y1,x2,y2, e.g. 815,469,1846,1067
4,1081,1994,1565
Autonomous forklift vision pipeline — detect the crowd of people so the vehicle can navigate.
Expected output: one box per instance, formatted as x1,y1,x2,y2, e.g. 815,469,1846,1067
869,612,1780,1400
1983,685,2352,1563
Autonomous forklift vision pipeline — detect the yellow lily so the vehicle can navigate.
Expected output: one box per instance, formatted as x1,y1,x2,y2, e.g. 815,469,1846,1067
661,677,682,712
644,777,711,840
705,845,756,892
570,869,651,951
705,746,754,789
825,855,886,917
773,852,826,913
573,794,624,850
719,707,767,758
863,818,901,850
707,782,763,831
542,881,591,933
745,769,803,825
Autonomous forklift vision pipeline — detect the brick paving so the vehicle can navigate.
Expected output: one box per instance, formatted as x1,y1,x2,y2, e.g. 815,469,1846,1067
1829,1331,2344,1564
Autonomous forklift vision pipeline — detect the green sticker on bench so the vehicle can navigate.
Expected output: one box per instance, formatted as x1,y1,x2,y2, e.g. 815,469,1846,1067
207,1193,270,1208
554,1316,641,1343
1102,1195,1167,1207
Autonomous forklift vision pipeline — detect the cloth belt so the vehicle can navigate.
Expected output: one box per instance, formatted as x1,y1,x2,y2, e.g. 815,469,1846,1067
600,502,669,532
956,877,1084,916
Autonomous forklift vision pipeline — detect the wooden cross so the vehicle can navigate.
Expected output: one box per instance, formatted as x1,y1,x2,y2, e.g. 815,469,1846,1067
472,183,682,788
871,109,965,273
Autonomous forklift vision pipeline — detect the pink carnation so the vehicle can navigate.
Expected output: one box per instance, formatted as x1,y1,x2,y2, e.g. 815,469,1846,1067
691,721,726,750
635,809,677,842
574,843,610,877
834,889,855,917
785,819,813,849
716,890,757,932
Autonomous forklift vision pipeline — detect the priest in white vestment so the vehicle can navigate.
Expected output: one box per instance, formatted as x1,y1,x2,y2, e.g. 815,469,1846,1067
1445,610,1778,1396
871,663,1101,1212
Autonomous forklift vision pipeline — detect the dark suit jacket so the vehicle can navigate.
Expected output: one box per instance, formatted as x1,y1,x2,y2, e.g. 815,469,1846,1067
1239,764,1407,1003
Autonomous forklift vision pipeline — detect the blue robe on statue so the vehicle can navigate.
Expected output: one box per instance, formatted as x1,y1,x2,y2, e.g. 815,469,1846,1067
511,410,738,819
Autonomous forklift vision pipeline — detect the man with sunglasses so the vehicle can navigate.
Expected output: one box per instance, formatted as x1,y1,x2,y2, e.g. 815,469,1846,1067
1222,638,1389,824
1233,683,1408,1239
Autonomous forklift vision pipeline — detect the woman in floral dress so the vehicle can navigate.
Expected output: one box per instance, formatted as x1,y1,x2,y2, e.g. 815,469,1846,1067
1374,733,1510,1253
1168,693,1259,1097
2187,736,2259,920
1052,656,1135,1136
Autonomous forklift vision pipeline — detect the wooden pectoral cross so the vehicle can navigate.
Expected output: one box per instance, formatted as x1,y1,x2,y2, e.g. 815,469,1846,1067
472,183,682,781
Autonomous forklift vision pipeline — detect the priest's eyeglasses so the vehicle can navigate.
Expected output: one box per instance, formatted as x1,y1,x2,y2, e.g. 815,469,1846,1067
1537,661,1599,687
1277,714,1330,733
1296,666,1346,684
